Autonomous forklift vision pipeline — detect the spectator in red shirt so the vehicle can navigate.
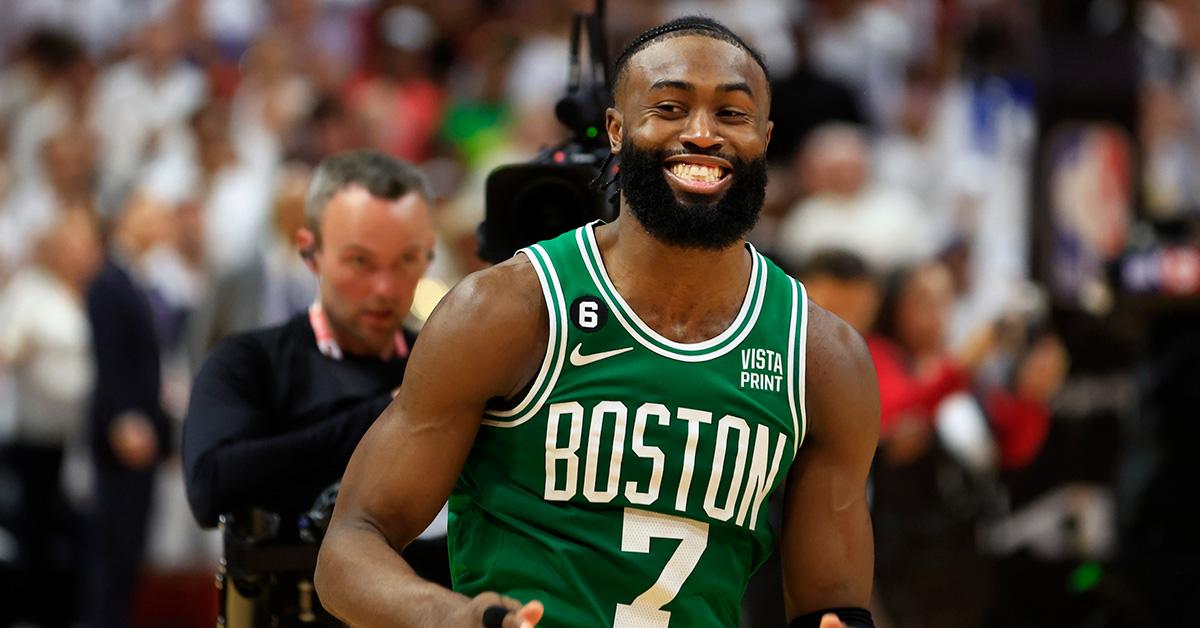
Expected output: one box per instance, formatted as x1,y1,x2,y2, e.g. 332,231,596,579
869,261,1066,469
869,262,979,460
866,260,1067,628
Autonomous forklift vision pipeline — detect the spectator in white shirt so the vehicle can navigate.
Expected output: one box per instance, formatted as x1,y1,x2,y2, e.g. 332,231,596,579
778,123,935,272
0,209,100,446
4,29,91,190
90,14,208,210
0,121,98,280
0,209,102,626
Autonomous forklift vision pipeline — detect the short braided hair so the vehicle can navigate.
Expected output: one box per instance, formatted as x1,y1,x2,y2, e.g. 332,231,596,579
612,16,770,98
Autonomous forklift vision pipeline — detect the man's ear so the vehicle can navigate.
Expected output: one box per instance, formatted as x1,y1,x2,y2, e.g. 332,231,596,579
606,107,623,154
764,119,774,152
296,227,319,274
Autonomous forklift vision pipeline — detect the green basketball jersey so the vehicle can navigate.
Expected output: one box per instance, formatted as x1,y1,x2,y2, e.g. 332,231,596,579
448,222,809,627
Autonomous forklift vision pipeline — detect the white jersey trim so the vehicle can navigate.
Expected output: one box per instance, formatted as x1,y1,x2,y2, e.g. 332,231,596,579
786,279,801,457
796,281,810,450
576,226,766,363
582,221,762,352
482,245,568,427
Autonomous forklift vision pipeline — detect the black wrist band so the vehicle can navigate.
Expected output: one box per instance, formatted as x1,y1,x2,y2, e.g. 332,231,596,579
788,606,875,628
482,605,510,628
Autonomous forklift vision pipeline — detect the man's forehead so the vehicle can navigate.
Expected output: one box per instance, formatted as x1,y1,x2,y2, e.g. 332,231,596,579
322,186,432,231
329,185,423,213
625,35,765,92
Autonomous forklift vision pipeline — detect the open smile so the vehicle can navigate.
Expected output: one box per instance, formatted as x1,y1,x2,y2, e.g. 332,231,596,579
662,155,733,197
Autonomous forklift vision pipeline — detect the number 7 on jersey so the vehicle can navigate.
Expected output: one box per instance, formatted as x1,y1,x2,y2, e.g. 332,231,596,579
614,508,710,628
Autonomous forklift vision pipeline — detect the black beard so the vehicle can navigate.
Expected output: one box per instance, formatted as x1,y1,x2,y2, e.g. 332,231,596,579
618,142,767,250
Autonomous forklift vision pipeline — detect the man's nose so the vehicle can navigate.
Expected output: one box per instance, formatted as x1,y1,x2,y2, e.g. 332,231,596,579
680,112,723,152
371,270,402,298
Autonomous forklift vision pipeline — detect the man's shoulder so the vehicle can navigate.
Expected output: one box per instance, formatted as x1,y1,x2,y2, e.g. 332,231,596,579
802,301,879,447
438,254,545,319
204,314,310,372
87,259,143,310
412,254,544,372
805,301,873,382
90,258,132,290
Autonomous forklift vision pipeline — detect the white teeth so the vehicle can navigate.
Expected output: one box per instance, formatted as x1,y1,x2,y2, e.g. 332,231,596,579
669,163,723,182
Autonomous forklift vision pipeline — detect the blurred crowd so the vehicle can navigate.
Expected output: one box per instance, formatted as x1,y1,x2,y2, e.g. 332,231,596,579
0,0,1195,627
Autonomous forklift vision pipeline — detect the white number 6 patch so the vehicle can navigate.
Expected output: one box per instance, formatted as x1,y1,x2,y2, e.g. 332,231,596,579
570,296,608,332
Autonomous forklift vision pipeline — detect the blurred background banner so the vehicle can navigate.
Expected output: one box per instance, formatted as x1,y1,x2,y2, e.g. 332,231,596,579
1046,123,1133,306
0,1,1196,627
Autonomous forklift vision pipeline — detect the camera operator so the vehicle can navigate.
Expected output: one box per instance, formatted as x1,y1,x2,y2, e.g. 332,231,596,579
182,150,446,620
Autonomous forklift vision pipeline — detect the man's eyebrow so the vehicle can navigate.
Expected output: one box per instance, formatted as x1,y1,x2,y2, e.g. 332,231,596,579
647,79,754,96
649,79,693,92
719,82,754,96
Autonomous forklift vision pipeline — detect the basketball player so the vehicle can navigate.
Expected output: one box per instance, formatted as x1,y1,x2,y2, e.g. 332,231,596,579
315,17,879,628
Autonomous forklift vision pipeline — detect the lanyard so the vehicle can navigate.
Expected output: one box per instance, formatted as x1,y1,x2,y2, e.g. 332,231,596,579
308,302,409,361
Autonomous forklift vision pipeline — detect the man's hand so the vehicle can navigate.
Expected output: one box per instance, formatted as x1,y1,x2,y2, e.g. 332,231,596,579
819,613,847,628
110,411,158,469
1,334,35,366
1015,335,1068,403
955,321,999,373
880,414,932,466
456,593,543,628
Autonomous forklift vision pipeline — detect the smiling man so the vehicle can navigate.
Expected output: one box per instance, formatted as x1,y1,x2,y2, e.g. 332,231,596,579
316,17,879,628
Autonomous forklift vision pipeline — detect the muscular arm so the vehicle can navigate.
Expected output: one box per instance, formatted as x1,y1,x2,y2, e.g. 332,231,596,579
781,303,880,618
314,256,548,627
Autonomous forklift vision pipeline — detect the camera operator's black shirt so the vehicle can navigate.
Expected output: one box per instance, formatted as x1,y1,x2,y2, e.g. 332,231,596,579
183,311,415,528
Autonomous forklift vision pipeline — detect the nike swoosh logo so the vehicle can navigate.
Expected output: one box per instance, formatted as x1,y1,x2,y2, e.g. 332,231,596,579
569,344,633,367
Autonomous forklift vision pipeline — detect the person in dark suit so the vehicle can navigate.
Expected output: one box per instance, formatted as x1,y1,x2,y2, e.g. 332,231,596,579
80,196,174,628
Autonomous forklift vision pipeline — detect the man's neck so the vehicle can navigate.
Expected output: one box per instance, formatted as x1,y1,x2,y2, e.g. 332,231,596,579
138,57,173,82
53,185,91,209
108,234,140,268
595,214,753,343
315,302,398,361
41,264,87,300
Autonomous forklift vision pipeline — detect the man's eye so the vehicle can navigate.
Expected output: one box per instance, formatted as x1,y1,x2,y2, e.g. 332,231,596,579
656,104,682,113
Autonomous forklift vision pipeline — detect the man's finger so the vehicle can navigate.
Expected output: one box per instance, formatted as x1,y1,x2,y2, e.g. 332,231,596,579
484,596,543,628
498,599,544,628
500,610,522,628
819,613,846,628
516,600,544,627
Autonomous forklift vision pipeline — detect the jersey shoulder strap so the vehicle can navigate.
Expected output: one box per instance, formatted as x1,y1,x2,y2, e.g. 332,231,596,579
480,233,573,427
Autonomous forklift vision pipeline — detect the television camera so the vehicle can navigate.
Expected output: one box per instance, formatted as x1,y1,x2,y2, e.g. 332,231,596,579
478,0,619,263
